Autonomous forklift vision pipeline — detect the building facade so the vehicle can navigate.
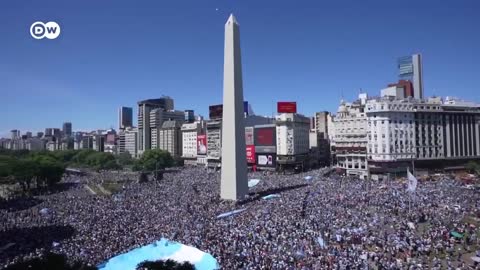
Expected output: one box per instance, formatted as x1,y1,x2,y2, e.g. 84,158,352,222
62,122,72,137
150,109,185,149
275,113,310,170
398,54,423,100
119,107,133,130
206,120,222,168
315,111,329,138
158,120,183,157
137,97,175,155
365,96,480,177
124,128,138,158
331,95,369,179
181,121,205,165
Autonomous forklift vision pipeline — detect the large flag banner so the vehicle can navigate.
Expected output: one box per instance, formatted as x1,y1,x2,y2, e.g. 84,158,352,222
407,170,417,192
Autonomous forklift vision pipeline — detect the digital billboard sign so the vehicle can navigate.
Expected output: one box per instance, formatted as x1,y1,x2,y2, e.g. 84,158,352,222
277,102,297,113
256,154,276,167
245,127,254,146
209,105,223,120
197,135,207,155
209,102,250,119
255,127,275,146
246,145,256,164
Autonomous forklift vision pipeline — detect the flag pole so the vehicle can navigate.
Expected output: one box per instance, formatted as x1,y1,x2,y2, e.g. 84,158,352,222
408,167,411,215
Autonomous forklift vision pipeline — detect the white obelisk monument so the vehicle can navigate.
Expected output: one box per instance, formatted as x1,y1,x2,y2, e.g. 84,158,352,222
221,14,248,201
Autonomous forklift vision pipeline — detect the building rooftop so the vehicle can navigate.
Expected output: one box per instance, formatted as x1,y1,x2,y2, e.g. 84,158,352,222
137,97,172,106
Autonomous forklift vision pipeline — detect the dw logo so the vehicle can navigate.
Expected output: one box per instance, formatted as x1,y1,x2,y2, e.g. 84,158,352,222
30,21,61,40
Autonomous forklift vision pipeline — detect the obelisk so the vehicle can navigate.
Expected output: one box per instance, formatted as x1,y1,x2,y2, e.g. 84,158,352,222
221,14,248,201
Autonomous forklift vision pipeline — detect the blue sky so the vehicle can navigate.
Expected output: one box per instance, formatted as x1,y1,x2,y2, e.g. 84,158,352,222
0,0,479,137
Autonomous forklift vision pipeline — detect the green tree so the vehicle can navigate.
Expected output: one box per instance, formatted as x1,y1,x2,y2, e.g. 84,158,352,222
138,149,174,172
71,149,96,166
84,152,120,171
466,161,480,175
4,252,97,270
117,152,134,166
136,259,194,270
31,155,65,188
0,155,16,177
11,158,37,191
52,149,79,164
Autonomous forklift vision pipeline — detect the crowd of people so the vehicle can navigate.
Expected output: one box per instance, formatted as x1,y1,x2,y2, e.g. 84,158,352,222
1,166,480,269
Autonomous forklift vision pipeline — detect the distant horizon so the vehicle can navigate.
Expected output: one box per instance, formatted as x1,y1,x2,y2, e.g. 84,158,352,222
1,0,479,138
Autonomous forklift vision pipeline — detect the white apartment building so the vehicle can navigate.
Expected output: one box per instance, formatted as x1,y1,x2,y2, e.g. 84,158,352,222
366,99,417,162
366,96,480,176
46,141,57,151
181,121,205,165
137,97,174,155
118,131,126,154
442,98,480,159
150,109,185,149
206,120,222,168
158,120,183,157
331,95,369,179
125,128,138,158
275,113,310,170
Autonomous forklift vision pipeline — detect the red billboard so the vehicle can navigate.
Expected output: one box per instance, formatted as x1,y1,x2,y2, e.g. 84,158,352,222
197,135,207,155
255,127,275,146
246,145,256,164
277,102,297,113
209,102,250,119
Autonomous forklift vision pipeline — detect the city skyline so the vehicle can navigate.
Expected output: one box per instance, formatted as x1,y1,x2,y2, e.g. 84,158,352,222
1,0,480,137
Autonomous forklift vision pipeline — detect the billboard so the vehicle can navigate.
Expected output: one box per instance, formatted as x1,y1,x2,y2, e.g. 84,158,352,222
257,154,276,167
246,145,256,164
277,102,297,113
209,102,250,119
245,127,254,145
255,127,275,146
197,134,207,155
209,104,223,120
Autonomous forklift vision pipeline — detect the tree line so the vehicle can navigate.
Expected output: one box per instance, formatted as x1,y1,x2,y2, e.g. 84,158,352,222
0,148,177,193
4,252,194,270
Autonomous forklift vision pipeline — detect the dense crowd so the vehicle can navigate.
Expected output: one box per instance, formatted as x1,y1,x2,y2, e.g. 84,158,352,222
1,167,480,269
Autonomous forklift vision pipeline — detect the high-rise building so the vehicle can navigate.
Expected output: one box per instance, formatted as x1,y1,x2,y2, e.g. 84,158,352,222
315,111,329,139
124,127,138,158
181,121,206,165
158,120,183,157
63,122,72,137
137,97,175,155
45,128,53,137
52,128,61,138
118,131,126,154
36,132,44,138
92,134,105,152
206,119,222,168
150,109,185,149
184,110,195,123
10,130,20,140
119,107,133,130
398,54,423,99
